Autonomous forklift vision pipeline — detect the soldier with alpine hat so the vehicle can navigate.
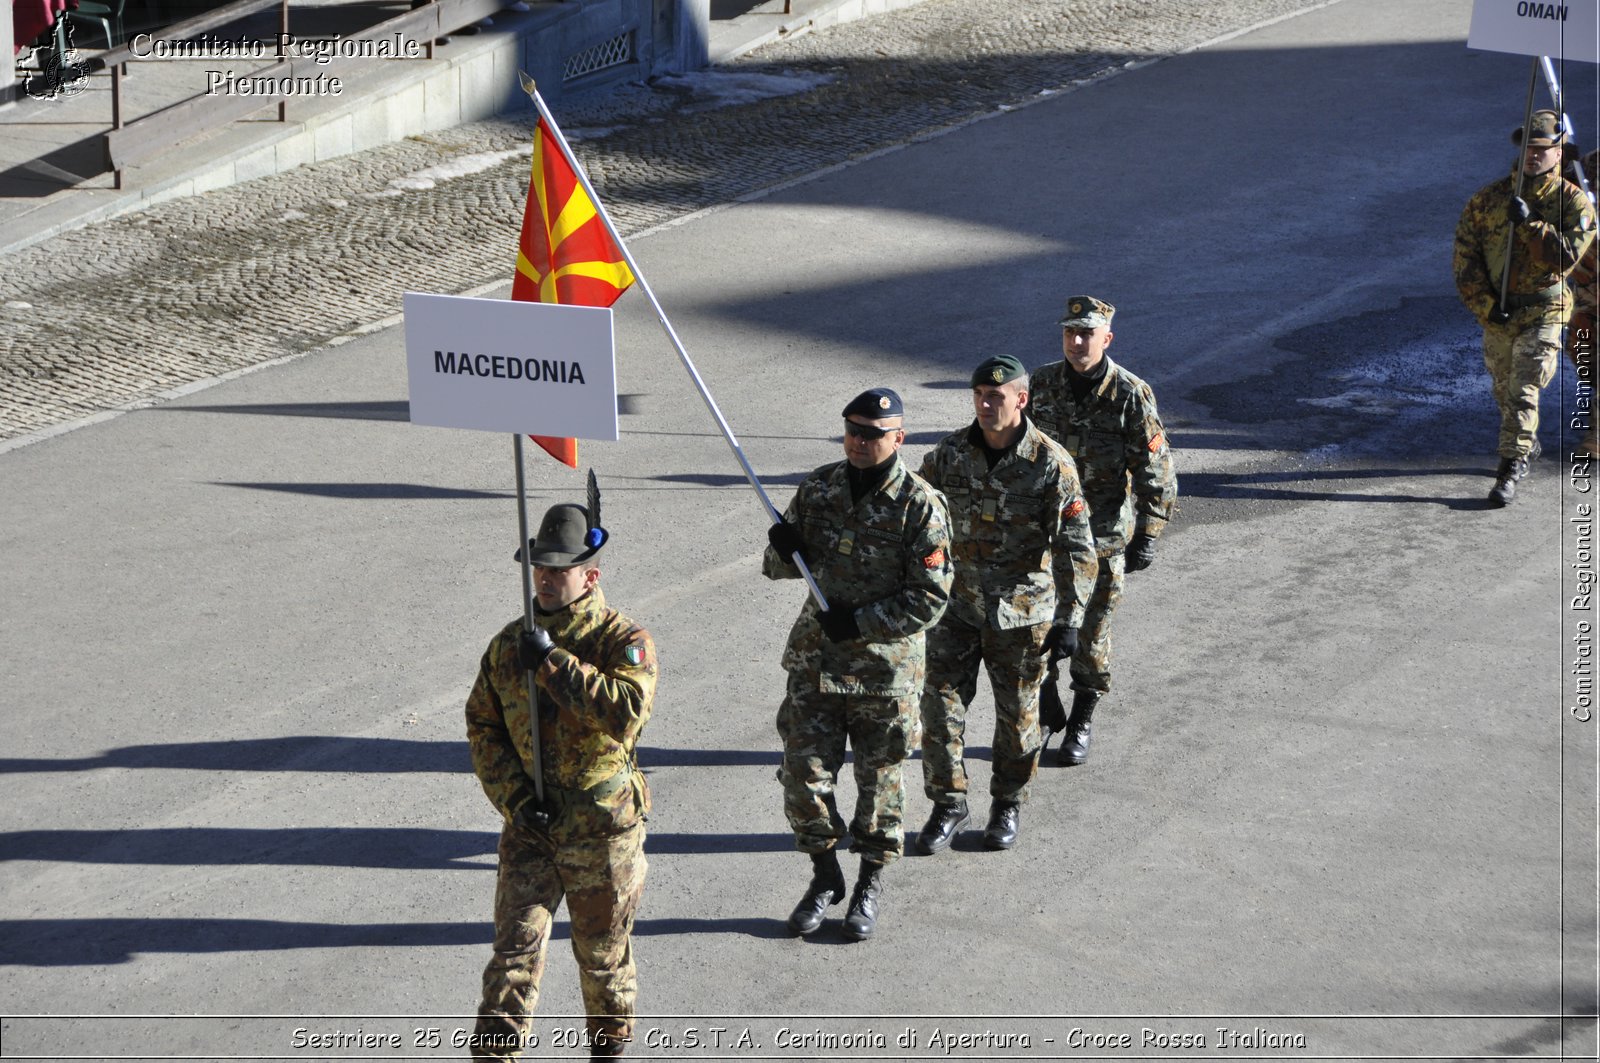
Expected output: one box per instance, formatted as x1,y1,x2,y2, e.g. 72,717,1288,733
1029,296,1177,767
465,494,658,1059
764,387,953,941
914,354,1098,853
1454,108,1597,504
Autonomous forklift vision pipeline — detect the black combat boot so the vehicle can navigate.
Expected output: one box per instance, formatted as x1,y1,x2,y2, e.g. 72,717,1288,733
915,799,970,855
787,849,846,935
983,799,1021,850
1488,456,1529,507
589,1029,627,1057
842,858,885,941
1057,689,1100,766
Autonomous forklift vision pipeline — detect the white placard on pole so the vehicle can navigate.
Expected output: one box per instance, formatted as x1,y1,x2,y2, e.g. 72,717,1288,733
1468,0,1599,64
403,292,619,438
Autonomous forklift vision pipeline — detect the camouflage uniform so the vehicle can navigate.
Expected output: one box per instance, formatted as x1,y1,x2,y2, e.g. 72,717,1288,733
1454,163,1596,459
763,456,953,864
916,419,1097,803
465,587,657,1059
1030,355,1176,694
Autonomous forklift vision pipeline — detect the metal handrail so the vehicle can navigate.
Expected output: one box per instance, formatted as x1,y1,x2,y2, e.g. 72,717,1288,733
102,0,513,188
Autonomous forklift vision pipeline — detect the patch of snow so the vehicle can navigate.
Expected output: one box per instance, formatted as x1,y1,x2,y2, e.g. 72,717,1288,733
653,70,833,114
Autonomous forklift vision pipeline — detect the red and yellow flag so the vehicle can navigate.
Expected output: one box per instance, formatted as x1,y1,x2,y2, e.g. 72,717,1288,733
512,117,635,467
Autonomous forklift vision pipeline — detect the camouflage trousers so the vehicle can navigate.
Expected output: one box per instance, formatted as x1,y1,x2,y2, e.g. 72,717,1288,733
1482,319,1563,459
471,822,647,1060
1570,311,1598,452
1069,551,1126,696
919,613,1048,804
776,672,916,864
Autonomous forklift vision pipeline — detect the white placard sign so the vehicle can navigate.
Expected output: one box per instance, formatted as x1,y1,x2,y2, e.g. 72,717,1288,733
403,292,619,439
1468,0,1599,64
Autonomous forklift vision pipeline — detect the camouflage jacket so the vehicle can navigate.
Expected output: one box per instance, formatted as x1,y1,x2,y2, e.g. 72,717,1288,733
1573,232,1598,319
1029,355,1177,557
1454,165,1596,327
465,586,657,840
917,418,1097,631
763,455,953,697
1571,176,1599,320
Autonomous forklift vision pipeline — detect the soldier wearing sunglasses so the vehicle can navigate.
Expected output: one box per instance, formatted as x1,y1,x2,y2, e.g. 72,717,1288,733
763,388,954,942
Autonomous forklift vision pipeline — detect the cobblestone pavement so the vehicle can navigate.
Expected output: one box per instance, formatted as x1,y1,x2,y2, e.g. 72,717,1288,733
0,0,1321,442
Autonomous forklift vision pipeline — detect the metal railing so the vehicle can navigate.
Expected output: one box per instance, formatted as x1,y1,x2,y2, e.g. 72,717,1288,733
98,0,513,188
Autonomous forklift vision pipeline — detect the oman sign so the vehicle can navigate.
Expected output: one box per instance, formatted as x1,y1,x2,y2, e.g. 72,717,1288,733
1468,0,1599,63
403,292,619,439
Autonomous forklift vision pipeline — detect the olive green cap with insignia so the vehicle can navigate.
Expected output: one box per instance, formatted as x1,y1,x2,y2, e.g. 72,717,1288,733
1512,109,1565,147
1059,295,1116,330
970,354,1026,388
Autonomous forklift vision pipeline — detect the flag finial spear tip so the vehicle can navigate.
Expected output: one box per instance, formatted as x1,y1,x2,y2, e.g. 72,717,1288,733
518,70,537,95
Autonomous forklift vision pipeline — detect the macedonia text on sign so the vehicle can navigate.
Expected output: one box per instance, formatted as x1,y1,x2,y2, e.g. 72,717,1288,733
403,293,619,439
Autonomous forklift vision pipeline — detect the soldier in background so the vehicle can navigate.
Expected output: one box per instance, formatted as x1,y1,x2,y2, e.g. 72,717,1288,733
466,502,657,1059
914,354,1097,854
1454,109,1596,504
1567,147,1599,458
1030,297,1177,767
764,387,953,941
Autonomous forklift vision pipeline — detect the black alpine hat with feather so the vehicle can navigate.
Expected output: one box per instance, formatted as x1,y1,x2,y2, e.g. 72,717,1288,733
514,470,609,567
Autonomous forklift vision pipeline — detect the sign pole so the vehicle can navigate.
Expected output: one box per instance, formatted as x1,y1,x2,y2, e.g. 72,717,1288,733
518,72,831,613
512,433,546,804
1498,57,1542,315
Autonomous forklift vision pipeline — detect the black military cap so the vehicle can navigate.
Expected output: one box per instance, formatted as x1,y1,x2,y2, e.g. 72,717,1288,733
971,355,1026,388
842,387,903,419
515,503,607,567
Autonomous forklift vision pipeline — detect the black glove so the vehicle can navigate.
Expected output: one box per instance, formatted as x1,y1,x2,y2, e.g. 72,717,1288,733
510,791,549,833
1038,674,1068,734
818,604,861,642
518,625,555,671
1125,533,1158,573
1488,305,1514,325
1508,196,1533,225
1040,623,1079,665
767,519,808,563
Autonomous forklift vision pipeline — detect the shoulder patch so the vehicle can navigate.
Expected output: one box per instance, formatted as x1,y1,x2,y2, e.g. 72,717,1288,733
624,643,645,666
1148,431,1165,453
1064,498,1086,520
922,547,946,569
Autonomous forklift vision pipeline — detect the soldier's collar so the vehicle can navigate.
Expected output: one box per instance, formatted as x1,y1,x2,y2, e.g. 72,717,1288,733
537,585,606,626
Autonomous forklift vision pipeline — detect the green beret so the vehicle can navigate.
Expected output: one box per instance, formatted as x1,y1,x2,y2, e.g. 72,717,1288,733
971,355,1025,388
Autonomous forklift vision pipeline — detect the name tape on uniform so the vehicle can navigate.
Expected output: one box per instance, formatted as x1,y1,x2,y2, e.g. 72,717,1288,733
403,292,619,439
1468,0,1598,64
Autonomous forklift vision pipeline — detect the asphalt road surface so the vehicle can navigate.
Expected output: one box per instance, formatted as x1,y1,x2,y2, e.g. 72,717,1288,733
2,0,1597,1059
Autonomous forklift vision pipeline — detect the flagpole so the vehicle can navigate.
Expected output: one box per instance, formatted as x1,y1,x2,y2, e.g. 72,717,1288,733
512,433,546,804
519,73,831,612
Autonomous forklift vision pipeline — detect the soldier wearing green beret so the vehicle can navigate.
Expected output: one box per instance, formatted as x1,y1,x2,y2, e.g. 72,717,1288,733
913,355,1098,853
1029,296,1177,767
764,387,954,941
1454,109,1596,505
465,501,657,1059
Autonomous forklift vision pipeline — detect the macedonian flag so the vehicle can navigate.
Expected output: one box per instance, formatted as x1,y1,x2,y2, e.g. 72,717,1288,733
512,116,635,467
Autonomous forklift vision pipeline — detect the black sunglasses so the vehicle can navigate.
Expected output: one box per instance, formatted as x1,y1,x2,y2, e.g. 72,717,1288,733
844,421,897,440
